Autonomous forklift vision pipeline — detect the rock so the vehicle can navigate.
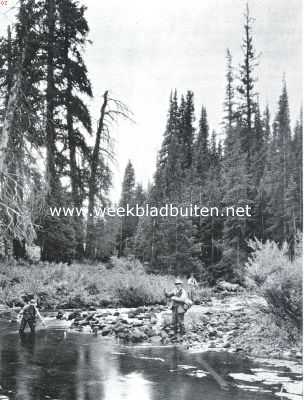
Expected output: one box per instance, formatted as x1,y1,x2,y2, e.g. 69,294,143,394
150,335,162,345
119,318,129,324
132,319,144,327
101,327,111,336
68,311,81,321
128,311,136,318
56,311,64,320
113,311,120,316
117,331,128,339
143,326,155,337
216,281,241,292
79,320,90,327
130,328,146,343
97,311,111,317
160,330,168,339
114,325,128,335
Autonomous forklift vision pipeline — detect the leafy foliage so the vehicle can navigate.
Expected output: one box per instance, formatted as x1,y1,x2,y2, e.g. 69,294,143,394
246,237,302,338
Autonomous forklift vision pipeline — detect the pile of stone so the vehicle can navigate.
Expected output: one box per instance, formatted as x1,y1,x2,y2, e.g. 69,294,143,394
56,295,302,360
64,306,166,344
61,298,254,349
57,298,253,348
62,305,203,345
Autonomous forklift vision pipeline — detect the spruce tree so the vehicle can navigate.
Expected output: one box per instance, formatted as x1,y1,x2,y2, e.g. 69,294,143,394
40,0,93,261
224,48,235,129
217,124,252,283
58,0,93,258
263,80,292,244
118,160,137,255
237,4,258,162
158,90,179,169
199,131,224,279
179,90,195,170
193,105,210,181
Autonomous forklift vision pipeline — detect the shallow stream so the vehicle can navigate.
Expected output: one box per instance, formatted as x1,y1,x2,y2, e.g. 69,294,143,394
0,321,301,400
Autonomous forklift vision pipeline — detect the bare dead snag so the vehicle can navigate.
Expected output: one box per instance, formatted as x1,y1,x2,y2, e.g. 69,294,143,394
85,91,133,258
85,91,109,258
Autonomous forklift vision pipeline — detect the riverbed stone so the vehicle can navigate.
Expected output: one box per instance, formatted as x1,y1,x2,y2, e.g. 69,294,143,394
47,295,299,360
68,311,81,320
101,327,111,336
129,328,146,343
150,335,162,344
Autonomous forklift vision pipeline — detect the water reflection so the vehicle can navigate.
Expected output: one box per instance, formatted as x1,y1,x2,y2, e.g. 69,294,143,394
103,371,152,400
0,324,287,400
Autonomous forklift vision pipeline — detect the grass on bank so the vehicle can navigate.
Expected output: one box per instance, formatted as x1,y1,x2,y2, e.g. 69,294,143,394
0,257,201,309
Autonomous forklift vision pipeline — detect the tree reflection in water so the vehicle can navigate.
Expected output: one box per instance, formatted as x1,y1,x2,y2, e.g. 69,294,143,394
0,326,281,400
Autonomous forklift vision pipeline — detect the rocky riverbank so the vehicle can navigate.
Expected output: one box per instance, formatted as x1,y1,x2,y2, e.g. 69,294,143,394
51,294,302,361
0,293,301,360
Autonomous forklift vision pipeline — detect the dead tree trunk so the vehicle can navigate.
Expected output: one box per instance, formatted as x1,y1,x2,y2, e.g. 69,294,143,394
0,24,25,258
0,71,23,174
85,90,108,258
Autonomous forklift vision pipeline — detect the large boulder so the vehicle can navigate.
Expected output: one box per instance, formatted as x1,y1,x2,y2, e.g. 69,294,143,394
68,311,81,320
101,327,111,336
150,336,162,345
129,328,146,343
216,281,241,292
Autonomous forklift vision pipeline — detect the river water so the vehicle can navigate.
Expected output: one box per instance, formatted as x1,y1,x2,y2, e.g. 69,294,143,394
0,322,301,400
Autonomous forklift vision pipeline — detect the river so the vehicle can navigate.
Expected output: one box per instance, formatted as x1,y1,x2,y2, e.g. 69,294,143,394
0,321,301,400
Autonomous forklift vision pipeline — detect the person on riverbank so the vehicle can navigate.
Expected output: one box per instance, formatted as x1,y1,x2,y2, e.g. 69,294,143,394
187,273,198,301
165,279,190,336
18,298,46,334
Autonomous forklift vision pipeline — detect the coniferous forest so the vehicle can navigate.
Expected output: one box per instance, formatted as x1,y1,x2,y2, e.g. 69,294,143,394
0,1,302,287
0,2,302,398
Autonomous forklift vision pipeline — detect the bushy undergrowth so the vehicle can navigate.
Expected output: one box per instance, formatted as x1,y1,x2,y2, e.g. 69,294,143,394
189,286,212,304
0,257,176,309
246,238,302,341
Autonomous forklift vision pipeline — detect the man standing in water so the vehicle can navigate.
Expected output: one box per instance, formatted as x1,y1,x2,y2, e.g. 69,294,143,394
18,298,46,334
165,279,189,336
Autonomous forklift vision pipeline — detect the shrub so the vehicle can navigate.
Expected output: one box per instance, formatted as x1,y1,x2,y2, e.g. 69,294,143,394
0,257,176,309
187,285,212,304
246,238,302,340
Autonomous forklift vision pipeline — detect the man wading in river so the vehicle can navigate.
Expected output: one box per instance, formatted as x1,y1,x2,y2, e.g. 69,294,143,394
165,279,192,336
18,298,46,334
